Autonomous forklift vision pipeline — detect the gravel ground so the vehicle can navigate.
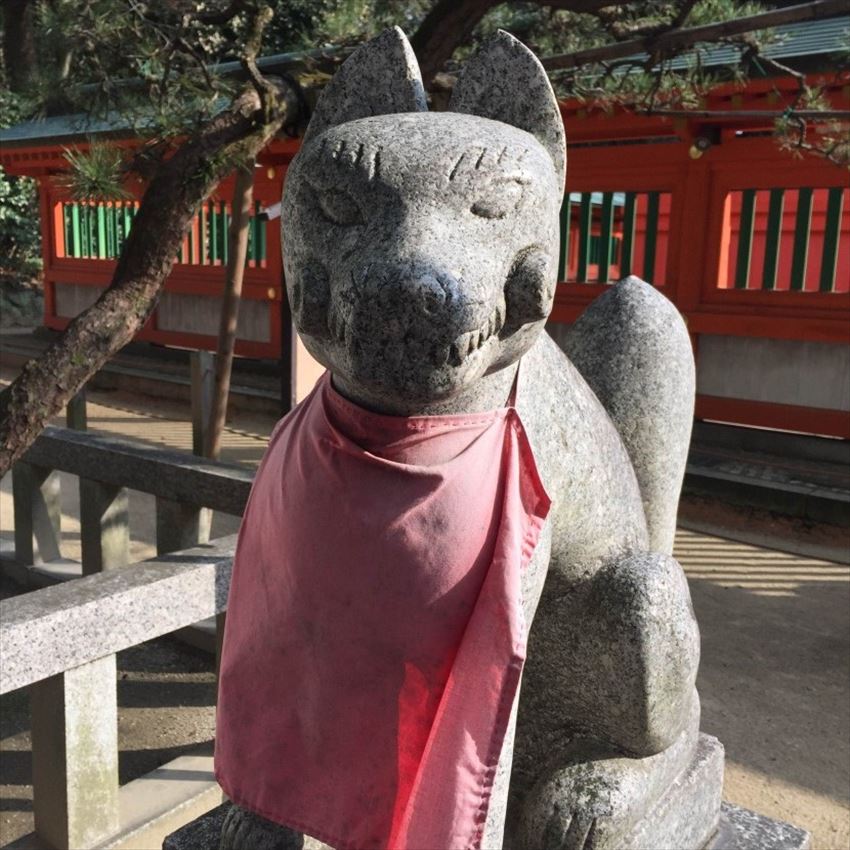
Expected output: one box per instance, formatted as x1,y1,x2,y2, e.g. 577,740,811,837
0,372,848,849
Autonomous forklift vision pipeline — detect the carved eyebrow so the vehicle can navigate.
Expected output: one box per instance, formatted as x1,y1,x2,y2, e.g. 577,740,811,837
448,145,531,183
316,137,382,182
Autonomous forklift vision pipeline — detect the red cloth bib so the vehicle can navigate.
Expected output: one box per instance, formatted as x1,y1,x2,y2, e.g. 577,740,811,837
215,372,550,850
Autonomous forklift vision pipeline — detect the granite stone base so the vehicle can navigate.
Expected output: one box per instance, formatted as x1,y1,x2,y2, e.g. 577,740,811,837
163,803,330,850
162,784,812,850
163,796,810,850
625,733,725,850
163,803,228,850
707,803,812,850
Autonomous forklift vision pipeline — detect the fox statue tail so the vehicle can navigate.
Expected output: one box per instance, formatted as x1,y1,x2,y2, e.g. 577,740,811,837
562,276,695,555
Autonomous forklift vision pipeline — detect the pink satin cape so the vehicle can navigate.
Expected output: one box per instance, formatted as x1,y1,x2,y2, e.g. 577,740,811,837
215,371,550,850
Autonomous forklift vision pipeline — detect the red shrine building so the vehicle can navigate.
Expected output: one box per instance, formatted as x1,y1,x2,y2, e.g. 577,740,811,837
2,20,849,438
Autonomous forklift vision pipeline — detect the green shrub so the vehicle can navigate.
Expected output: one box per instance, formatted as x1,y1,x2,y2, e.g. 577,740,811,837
0,91,42,282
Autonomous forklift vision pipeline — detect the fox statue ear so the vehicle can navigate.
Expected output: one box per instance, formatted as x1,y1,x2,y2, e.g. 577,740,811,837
302,27,428,145
450,30,566,185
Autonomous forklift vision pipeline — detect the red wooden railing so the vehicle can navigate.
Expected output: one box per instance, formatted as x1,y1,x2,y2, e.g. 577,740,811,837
3,76,847,436
554,76,850,438
17,143,299,360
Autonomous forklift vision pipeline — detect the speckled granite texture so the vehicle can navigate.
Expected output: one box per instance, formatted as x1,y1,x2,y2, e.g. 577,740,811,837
165,804,331,850
562,275,695,555
282,28,562,417
222,24,722,850
167,795,812,850
711,804,812,850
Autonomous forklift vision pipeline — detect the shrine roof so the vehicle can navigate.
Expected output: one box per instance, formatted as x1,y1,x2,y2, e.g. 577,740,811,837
1,17,845,152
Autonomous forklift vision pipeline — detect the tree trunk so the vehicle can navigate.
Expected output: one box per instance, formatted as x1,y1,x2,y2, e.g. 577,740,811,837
411,0,498,87
205,161,256,460
409,0,630,86
3,0,37,92
0,85,298,475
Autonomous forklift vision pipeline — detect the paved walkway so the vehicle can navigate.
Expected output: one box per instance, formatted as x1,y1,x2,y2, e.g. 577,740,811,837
1,371,848,848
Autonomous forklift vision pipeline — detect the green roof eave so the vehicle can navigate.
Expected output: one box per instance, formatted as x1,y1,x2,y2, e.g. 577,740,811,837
0,112,136,149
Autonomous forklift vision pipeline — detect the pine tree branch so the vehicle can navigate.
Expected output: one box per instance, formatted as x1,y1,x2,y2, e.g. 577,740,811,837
545,0,629,12
647,108,850,119
0,4,300,475
670,0,700,30
541,0,848,71
196,0,250,25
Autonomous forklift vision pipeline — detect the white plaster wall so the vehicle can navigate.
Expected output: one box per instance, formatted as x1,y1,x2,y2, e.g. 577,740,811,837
696,335,850,412
55,283,100,318
157,292,270,342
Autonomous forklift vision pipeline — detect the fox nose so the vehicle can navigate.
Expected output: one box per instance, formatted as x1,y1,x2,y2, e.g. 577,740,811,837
371,266,459,320
403,272,453,316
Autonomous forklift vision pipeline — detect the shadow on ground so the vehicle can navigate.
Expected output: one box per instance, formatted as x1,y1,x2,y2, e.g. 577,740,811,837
1,533,848,849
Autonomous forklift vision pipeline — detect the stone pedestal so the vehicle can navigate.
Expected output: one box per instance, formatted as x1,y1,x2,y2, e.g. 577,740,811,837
710,804,812,850
164,799,811,850
626,734,725,850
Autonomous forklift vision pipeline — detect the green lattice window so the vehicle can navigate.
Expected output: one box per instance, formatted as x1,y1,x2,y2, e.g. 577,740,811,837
725,187,849,292
60,200,268,267
558,190,670,285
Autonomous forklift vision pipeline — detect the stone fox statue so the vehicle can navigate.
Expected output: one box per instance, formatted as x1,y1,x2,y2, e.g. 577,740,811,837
218,27,724,850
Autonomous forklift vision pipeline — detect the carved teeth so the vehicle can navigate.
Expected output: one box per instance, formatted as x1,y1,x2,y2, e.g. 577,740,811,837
445,299,506,367
494,301,505,336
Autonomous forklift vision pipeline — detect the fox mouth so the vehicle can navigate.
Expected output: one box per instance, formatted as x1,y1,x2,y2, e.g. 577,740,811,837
326,295,507,369
444,297,506,367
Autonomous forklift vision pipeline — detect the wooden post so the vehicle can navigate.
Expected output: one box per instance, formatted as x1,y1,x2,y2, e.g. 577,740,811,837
206,162,256,460
12,462,61,565
191,350,215,457
31,655,119,849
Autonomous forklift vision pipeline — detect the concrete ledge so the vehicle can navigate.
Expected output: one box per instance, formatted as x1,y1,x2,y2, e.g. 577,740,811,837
684,462,850,526
692,422,850,468
0,537,235,694
0,334,281,416
0,553,219,654
5,748,223,850
23,426,254,516
102,748,223,850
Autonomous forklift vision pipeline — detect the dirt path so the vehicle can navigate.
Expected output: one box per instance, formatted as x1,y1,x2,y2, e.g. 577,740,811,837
1,371,848,849
677,529,850,849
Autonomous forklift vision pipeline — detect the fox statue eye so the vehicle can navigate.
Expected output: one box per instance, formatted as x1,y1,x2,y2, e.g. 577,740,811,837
317,189,364,227
471,179,524,220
